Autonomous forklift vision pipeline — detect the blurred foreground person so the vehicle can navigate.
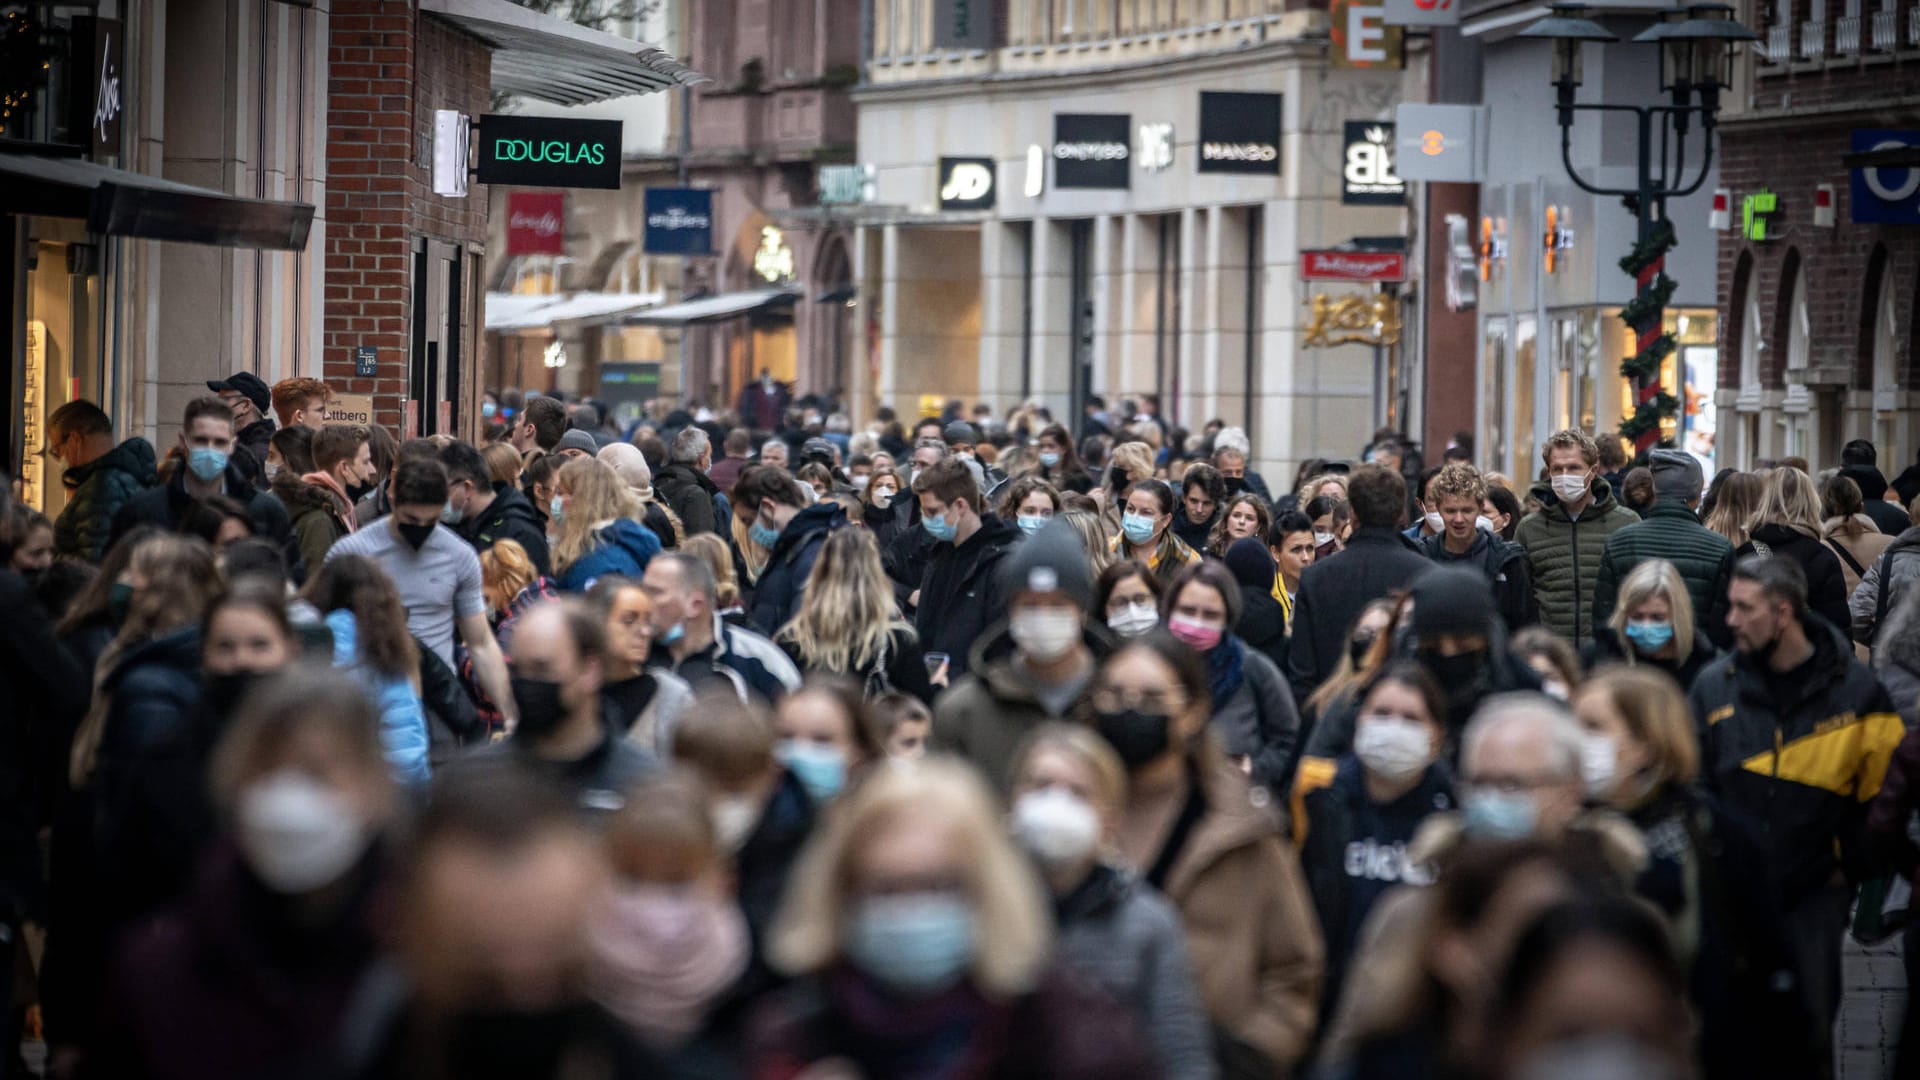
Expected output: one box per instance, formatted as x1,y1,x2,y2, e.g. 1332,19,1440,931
751,759,1158,1078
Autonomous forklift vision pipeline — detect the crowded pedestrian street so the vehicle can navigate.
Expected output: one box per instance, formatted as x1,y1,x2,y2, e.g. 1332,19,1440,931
7,0,1920,1077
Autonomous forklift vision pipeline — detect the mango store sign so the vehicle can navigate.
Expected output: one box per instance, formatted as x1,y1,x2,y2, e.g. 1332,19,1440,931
475,115,622,190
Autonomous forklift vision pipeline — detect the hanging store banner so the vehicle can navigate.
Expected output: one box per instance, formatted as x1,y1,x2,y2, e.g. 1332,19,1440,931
1342,122,1405,205
475,115,622,189
939,156,997,211
1850,129,1920,225
932,0,994,49
1394,104,1488,182
1053,113,1131,189
642,188,713,255
1198,92,1282,175
506,192,566,256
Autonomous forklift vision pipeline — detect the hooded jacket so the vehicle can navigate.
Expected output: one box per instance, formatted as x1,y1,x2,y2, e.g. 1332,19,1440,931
655,461,720,538
556,517,661,593
747,502,846,637
913,513,1022,679
1840,464,1912,536
324,610,430,788
1736,522,1850,635
1419,527,1537,633
1687,619,1903,908
460,483,552,578
233,416,275,478
1590,498,1735,645
653,614,804,706
1849,525,1920,649
932,621,1112,793
1514,477,1639,647
1893,460,1920,509
274,470,352,580
1284,526,1431,703
111,459,292,549
55,437,158,562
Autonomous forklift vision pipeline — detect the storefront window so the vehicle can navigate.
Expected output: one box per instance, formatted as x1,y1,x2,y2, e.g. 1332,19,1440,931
1513,316,1537,482
20,226,105,515
1483,317,1507,478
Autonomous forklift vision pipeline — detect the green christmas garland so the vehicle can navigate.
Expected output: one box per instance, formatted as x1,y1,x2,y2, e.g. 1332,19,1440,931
1614,213,1680,453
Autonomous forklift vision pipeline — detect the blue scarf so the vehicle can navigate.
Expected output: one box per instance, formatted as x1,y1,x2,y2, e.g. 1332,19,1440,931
1207,633,1246,707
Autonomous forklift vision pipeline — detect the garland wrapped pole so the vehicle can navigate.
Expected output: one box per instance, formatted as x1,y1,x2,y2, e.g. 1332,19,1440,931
1616,214,1679,457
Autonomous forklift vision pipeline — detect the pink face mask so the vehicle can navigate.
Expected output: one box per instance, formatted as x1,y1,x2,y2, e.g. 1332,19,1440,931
1167,614,1223,651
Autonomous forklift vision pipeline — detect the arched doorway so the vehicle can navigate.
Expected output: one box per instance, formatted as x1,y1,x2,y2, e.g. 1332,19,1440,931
810,234,853,400
1726,250,1762,465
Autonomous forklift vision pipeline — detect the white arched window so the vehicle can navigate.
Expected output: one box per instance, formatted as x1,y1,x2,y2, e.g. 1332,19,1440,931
1739,289,1763,389
1786,267,1810,371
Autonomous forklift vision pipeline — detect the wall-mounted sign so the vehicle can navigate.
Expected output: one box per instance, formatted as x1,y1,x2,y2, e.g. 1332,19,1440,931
1384,0,1458,27
1478,216,1508,281
599,362,664,415
1302,250,1407,282
939,156,996,211
1053,114,1131,189
819,164,876,206
642,187,713,255
506,192,566,256
1444,213,1477,312
932,0,993,49
1138,122,1175,173
1024,145,1046,198
753,226,795,283
1342,122,1404,205
1330,0,1405,68
432,110,469,198
1394,104,1488,182
1851,129,1920,224
1541,205,1574,272
354,345,378,378
66,17,122,156
1304,291,1402,347
475,115,622,190
1741,190,1779,240
327,393,375,427
1198,92,1282,175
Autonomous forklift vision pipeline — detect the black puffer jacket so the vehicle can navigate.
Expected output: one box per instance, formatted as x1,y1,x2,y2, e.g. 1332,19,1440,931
655,462,720,538
1419,528,1536,633
55,438,157,562
460,484,552,578
1736,523,1850,634
747,503,846,637
913,514,1021,680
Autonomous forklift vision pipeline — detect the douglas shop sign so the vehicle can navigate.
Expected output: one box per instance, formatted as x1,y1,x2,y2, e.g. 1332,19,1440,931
1198,92,1281,175
475,115,622,189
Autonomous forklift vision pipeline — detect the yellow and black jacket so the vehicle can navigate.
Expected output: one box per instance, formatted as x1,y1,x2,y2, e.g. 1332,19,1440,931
1688,621,1904,908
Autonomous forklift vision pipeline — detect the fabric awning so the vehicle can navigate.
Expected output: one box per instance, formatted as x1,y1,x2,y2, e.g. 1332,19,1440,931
485,290,663,331
625,288,801,326
0,153,314,250
420,0,702,106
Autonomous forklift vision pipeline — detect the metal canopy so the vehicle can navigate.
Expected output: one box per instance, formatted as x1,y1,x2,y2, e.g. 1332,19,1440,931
485,290,664,331
420,0,702,106
0,152,313,250
624,288,801,326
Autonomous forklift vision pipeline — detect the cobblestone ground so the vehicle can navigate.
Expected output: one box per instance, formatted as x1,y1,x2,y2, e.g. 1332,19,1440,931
1840,934,1905,1080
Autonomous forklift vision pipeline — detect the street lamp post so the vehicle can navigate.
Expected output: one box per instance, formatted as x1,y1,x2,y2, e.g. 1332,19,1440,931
1517,3,1757,457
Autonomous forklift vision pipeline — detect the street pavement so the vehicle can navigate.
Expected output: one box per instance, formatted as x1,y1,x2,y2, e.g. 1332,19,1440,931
1840,933,1904,1079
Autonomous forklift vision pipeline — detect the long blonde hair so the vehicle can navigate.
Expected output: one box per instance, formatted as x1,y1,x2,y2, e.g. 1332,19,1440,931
71,534,222,786
1059,508,1114,576
552,458,641,574
680,532,740,610
776,529,908,674
1704,471,1766,547
1608,559,1696,662
1751,467,1824,540
731,510,770,584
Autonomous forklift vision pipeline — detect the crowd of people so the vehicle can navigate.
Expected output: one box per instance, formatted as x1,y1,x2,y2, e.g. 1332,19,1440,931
4,372,1920,1079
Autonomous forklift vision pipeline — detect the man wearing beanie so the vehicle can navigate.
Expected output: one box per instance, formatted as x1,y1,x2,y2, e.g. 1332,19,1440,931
932,520,1112,792
1591,448,1734,646
942,420,1001,492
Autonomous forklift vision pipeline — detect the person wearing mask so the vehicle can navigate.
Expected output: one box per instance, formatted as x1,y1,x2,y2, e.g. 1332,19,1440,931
734,464,844,636
1109,479,1203,589
301,556,432,788
323,458,517,730
206,371,277,482
7,506,54,581
933,521,1110,791
882,437,950,610
1297,598,1401,756
45,399,158,563
349,425,400,528
751,759,1156,1077
1735,467,1851,633
1091,634,1323,1076
1419,463,1536,633
1163,561,1299,797
1208,493,1272,558
440,439,551,577
92,669,401,1080
997,475,1062,537
111,397,291,548
584,576,693,754
1586,559,1719,690
1210,426,1273,502
911,456,1021,682
775,529,934,703
1007,724,1216,1080
1294,662,1455,1030
550,457,662,592
858,466,909,552
1096,560,1164,640
1574,666,1809,1079
1173,464,1225,553
772,679,880,805
1512,627,1582,701
1689,556,1902,1064
1837,438,1912,536
276,424,371,578
1028,422,1095,494
1482,483,1522,542
655,427,723,538
1404,467,1446,543
1590,449,1734,648
941,419,1002,492
1285,464,1429,702
643,551,802,703
1224,538,1288,671
1514,428,1638,648
483,598,652,818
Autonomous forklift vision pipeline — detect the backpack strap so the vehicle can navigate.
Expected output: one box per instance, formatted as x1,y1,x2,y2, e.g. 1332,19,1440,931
1750,539,1772,559
1876,549,1898,628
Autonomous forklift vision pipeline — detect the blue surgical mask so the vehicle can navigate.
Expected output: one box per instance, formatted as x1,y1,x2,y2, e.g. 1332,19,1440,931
749,519,782,549
777,739,847,803
1462,789,1538,839
844,892,976,995
549,495,565,523
1120,511,1157,547
1016,514,1048,536
187,447,229,482
660,621,686,645
1038,451,1061,468
922,511,957,543
482,400,497,419
1623,620,1674,653
441,500,465,525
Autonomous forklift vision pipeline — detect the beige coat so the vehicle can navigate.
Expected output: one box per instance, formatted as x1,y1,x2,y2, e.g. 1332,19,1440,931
1825,515,1894,658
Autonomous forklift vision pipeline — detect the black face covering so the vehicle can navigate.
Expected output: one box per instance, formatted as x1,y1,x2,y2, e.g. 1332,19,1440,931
396,522,436,551
205,670,269,717
1223,476,1246,496
1094,708,1173,769
510,676,568,737
447,1003,591,1080
345,478,375,504
1420,647,1493,727
1349,633,1377,668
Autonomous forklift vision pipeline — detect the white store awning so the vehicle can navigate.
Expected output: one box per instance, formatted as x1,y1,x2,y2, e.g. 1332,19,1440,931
624,288,802,326
486,290,663,331
421,0,702,106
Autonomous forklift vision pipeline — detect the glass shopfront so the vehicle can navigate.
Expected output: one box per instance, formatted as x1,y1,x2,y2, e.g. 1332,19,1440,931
8,216,109,514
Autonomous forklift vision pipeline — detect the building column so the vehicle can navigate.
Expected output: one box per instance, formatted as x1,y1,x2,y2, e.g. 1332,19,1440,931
978,219,1027,413
1089,214,1120,414
1116,214,1159,402
877,223,901,409
1029,218,1074,415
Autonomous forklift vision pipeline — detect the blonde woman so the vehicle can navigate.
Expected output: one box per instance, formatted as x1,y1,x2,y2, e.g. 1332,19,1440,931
1588,558,1718,688
1703,471,1765,548
679,532,746,625
480,440,523,489
752,759,1156,1075
1736,467,1851,632
1059,507,1114,576
1096,441,1157,520
599,441,684,549
551,457,661,593
775,529,933,703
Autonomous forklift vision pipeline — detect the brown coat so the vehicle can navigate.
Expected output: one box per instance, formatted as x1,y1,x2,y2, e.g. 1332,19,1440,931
1162,756,1325,1076
1825,515,1894,659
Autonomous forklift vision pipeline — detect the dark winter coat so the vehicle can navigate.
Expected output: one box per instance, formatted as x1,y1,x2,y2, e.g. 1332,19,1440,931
1736,523,1850,634
913,514,1022,680
1036,462,1096,495
475,713,655,819
1285,526,1430,703
1418,528,1536,633
747,503,846,637
459,484,552,578
556,517,661,593
1514,477,1639,648
736,769,815,1002
1172,509,1217,554
1591,498,1736,646
111,460,291,549
1840,465,1912,537
55,437,158,562
234,416,275,476
1211,641,1300,799
1583,626,1719,693
655,461,720,538
778,625,935,705
862,498,910,559
884,502,939,612
1688,620,1904,908
1237,584,1290,671
1892,461,1920,509
274,471,352,581
0,570,87,918
933,623,1110,793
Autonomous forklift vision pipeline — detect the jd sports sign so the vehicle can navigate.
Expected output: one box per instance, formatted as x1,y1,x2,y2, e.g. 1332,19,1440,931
475,115,622,190
1198,92,1281,175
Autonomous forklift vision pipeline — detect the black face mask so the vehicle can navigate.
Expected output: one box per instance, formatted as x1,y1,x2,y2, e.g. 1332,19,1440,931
1349,633,1376,668
1223,476,1246,496
396,522,436,551
345,478,375,503
206,670,269,717
1094,708,1173,769
511,676,568,737
447,1003,588,1080
1419,647,1493,723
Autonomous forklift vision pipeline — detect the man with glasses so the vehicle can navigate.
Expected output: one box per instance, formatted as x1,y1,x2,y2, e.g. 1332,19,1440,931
44,400,157,562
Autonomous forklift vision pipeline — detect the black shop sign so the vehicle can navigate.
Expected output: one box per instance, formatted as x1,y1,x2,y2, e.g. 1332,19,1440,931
475,115,623,190
1198,92,1282,175
1053,114,1131,189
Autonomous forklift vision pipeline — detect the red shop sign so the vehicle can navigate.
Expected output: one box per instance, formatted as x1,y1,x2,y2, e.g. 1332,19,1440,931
506,192,566,256
1301,250,1406,282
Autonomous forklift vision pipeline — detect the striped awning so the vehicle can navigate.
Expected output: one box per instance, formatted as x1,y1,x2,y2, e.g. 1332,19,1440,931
420,0,703,106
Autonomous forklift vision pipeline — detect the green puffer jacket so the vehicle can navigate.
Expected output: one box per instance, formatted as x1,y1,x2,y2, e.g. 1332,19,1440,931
53,437,157,562
1590,498,1736,645
1514,477,1638,647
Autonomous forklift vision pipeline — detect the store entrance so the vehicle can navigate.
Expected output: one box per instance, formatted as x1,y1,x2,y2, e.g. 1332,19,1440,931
7,216,105,515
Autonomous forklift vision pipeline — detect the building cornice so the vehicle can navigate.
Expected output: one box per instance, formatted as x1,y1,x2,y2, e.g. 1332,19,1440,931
1720,94,1920,132
850,35,1332,105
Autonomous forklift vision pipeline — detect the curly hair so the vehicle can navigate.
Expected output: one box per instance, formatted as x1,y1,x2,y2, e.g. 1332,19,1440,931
1426,462,1486,507
996,475,1062,519
301,554,421,680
